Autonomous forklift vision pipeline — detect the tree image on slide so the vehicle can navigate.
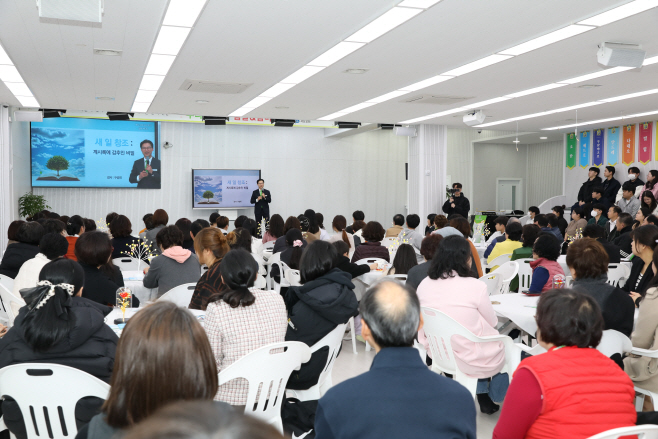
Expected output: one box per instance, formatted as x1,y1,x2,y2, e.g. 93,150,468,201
46,155,69,176
203,190,214,202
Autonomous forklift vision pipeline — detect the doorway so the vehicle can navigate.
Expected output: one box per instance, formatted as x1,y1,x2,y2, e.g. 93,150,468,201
496,178,523,212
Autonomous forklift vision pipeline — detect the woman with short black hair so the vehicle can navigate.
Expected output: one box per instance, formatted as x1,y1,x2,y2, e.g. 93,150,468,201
262,214,284,244
623,225,658,306
284,240,358,390
304,209,321,242
351,221,390,263
143,209,168,255
12,233,69,297
0,258,118,439
241,218,263,256
551,205,568,238
6,220,25,247
493,289,636,439
204,249,287,406
0,222,44,279
272,216,304,254
109,215,143,260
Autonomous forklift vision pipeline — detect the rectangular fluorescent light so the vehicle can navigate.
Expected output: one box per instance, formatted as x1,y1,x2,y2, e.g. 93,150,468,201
398,0,443,8
318,111,348,121
475,120,512,128
505,83,567,98
229,107,254,117
561,66,634,84
644,55,658,66
399,107,467,124
138,75,165,91
442,54,513,77
0,44,12,65
162,0,207,27
259,82,296,98
366,90,409,103
600,88,658,102
18,96,39,107
340,102,377,113
498,25,593,56
280,65,325,84
0,65,23,82
307,42,365,67
543,111,658,130
578,0,658,27
152,26,191,56
464,96,510,108
399,75,453,91
242,96,272,108
134,89,157,103
5,82,32,96
144,54,176,75
131,102,150,113
345,7,422,43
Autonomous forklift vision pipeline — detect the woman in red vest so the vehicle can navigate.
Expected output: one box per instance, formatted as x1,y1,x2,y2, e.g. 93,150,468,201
527,234,564,293
493,289,636,439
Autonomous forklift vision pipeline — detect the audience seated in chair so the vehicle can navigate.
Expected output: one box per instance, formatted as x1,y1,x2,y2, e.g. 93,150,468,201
241,218,263,256
493,289,636,439
215,215,229,235
551,205,568,238
487,222,523,271
636,206,651,228
316,212,331,241
346,210,365,237
191,218,210,241
509,224,541,291
329,215,355,258
622,225,658,307
618,182,641,219
270,228,306,284
0,222,44,279
273,216,304,254
262,214,284,243
109,215,144,261
606,205,622,242
332,240,375,279
12,233,68,297
397,214,423,263
483,216,508,258
527,234,564,294
352,222,390,263
189,228,229,310
138,213,153,239
75,302,220,439
613,212,635,258
581,224,620,264
5,220,24,248
385,214,405,238
143,225,201,297
64,216,85,261
142,209,168,255
304,209,322,243
546,213,564,242
284,241,358,391
205,249,287,407
314,281,476,439
565,207,588,243
386,243,417,275
0,259,118,439
406,234,443,290
416,235,506,415
449,217,484,278
174,218,195,253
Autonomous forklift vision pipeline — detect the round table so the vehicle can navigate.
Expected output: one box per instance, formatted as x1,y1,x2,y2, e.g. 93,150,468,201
357,264,392,286
122,270,158,305
491,293,539,335
105,307,206,336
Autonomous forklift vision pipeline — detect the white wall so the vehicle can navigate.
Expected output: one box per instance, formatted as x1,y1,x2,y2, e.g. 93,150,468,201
18,122,408,230
11,117,31,219
526,140,563,208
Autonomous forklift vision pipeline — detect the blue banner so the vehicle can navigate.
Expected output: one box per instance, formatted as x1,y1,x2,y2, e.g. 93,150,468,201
592,129,604,166
607,127,620,166
579,131,590,169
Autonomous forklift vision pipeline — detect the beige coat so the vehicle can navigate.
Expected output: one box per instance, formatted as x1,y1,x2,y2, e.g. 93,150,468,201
624,286,658,392
385,225,403,238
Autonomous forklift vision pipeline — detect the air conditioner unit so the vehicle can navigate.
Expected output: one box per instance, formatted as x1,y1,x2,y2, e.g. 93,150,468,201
463,110,486,127
13,110,43,122
598,42,645,68
395,127,417,137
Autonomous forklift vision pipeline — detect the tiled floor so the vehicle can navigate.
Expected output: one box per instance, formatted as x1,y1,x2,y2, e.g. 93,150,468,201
332,340,500,439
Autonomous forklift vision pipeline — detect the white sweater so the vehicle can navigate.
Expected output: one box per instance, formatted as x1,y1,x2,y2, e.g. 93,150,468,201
12,253,51,297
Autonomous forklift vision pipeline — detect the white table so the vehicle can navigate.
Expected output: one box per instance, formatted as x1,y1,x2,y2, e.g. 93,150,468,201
105,307,205,336
122,270,158,305
357,264,392,286
491,293,539,336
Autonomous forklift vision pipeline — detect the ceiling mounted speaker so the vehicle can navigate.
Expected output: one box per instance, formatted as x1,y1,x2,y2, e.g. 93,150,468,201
271,119,295,127
395,127,417,137
598,42,646,68
14,110,43,122
106,112,133,121
37,0,103,23
202,116,228,126
379,124,401,130
40,109,66,118
335,121,361,129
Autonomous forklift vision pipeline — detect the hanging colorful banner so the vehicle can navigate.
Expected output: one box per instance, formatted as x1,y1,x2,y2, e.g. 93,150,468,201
592,128,604,166
579,131,590,169
607,127,620,166
566,132,577,169
639,122,653,164
622,124,636,165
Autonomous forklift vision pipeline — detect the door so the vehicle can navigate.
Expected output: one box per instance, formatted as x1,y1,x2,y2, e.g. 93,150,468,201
496,179,523,212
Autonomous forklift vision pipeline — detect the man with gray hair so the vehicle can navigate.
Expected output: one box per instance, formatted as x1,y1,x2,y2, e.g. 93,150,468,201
314,281,476,439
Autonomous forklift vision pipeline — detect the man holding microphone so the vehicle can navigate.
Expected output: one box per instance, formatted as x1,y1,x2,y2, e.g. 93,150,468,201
129,139,160,189
250,179,271,234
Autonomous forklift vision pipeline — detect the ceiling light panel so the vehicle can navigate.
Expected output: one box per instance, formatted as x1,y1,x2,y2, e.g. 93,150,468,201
464,96,511,108
4,82,32,97
229,107,255,117
242,96,272,108
345,7,422,43
138,75,165,91
0,44,12,65
0,65,23,82
505,83,567,98
18,96,39,107
543,111,658,130
561,66,634,84
644,55,658,66
600,88,658,102
398,0,443,8
498,25,593,56
0,42,39,107
442,54,512,77
280,66,325,84
578,0,658,27
259,83,296,98
318,112,348,121
307,42,365,67
144,54,176,76
400,107,467,124
134,90,157,103
163,0,207,27
366,90,410,103
476,119,512,128
399,75,453,91
552,101,602,112
152,26,191,56
131,102,150,113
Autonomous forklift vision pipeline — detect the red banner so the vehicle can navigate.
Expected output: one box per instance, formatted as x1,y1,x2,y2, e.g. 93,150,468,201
639,122,653,164
622,124,636,165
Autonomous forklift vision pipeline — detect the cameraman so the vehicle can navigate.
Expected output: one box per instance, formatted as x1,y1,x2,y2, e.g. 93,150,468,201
442,183,470,218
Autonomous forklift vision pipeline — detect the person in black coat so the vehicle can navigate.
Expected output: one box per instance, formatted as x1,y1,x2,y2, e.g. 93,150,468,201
249,179,271,227
75,231,139,308
442,183,470,218
612,213,635,259
0,259,118,439
602,166,621,206
128,140,160,189
572,167,602,213
332,240,375,279
582,224,620,264
284,241,358,390
270,229,306,284
109,214,147,261
621,225,658,307
0,222,44,279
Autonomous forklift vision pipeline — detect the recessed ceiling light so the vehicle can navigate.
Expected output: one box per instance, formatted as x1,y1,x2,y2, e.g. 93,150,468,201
139,75,165,91
442,54,512,77
307,42,364,67
195,100,209,104
280,66,324,84
131,102,150,113
93,49,122,56
560,66,634,84
95,96,115,101
540,137,548,139
5,82,32,97
144,54,176,76
504,83,567,98
275,106,289,109
152,26,191,56
343,68,369,74
0,45,12,65
578,84,602,89
163,0,207,27
345,7,422,43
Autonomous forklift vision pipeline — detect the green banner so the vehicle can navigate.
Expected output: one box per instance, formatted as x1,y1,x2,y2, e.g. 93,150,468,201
566,132,577,169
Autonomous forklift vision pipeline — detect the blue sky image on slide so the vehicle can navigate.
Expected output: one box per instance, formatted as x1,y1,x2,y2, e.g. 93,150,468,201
194,174,223,204
31,127,85,179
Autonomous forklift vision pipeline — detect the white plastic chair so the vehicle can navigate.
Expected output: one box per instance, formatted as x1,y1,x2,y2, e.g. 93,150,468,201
484,253,512,271
263,240,276,250
587,425,658,439
217,341,311,433
596,330,632,359
492,261,519,294
606,264,627,288
347,316,358,355
272,260,292,294
628,346,658,411
517,258,533,291
284,268,302,287
617,263,632,288
200,264,209,276
355,258,389,267
0,283,25,328
112,257,146,271
253,274,267,290
265,252,281,290
0,275,14,293
421,307,521,398
252,253,267,276
0,363,110,439
156,283,196,307
478,272,502,296
288,323,347,401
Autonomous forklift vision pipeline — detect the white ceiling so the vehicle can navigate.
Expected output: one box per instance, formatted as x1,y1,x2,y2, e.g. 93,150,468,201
0,0,657,135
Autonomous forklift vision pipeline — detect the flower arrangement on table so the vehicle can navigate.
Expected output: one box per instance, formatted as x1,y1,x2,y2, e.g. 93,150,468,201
115,287,132,323
121,239,157,270
95,218,110,234
566,229,583,246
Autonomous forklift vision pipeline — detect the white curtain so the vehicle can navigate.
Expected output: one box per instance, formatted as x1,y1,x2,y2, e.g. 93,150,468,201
0,106,13,252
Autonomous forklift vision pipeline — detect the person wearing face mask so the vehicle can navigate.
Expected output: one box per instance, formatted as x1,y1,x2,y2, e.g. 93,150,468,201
527,206,540,225
587,204,609,228
601,166,621,206
639,170,658,201
590,187,611,214
616,167,645,202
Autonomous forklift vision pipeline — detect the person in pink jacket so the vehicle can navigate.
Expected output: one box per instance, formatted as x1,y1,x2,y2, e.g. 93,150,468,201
416,235,506,415
638,170,658,201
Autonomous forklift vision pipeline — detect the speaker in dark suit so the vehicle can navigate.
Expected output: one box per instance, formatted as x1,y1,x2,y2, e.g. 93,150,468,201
250,181,271,227
128,140,160,189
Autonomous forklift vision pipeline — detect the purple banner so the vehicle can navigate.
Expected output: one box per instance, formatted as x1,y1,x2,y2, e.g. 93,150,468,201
592,128,604,166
